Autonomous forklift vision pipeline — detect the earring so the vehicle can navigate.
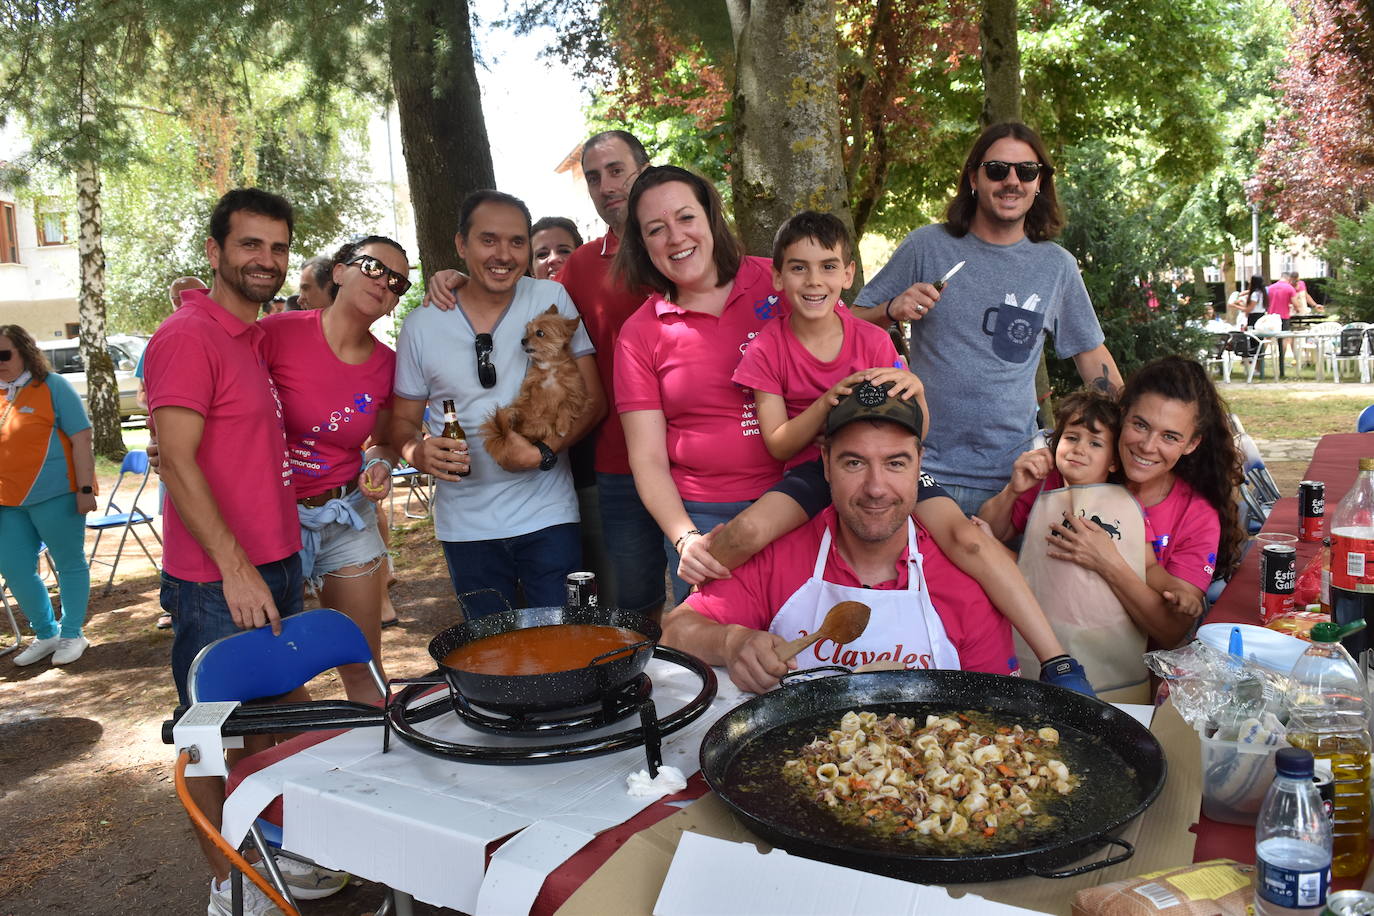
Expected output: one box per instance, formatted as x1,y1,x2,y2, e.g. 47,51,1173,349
972,188,978,198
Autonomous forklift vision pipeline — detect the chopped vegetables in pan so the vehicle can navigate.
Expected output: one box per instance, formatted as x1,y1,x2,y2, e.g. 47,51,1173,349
783,710,1078,845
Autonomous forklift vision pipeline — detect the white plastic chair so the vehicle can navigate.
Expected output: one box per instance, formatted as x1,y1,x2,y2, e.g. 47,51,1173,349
1204,334,1231,381
1300,321,1342,380
1329,322,1371,383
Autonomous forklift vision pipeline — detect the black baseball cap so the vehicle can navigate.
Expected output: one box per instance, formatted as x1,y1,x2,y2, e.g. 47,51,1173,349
826,380,924,438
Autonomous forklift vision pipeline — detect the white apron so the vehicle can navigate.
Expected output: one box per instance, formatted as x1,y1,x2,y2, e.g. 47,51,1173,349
1015,483,1150,703
768,520,961,671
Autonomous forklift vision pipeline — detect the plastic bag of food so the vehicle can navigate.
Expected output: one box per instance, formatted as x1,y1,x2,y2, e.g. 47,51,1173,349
1144,640,1287,738
1071,859,1254,916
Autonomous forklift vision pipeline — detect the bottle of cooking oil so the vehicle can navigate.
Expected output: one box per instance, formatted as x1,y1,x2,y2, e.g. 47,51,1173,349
1287,619,1371,878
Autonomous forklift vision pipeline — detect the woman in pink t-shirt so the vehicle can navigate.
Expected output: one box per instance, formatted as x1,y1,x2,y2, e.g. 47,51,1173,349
1041,356,1243,648
260,236,409,701
613,166,787,603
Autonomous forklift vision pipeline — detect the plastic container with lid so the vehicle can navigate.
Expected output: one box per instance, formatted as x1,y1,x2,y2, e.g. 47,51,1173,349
1286,619,1372,878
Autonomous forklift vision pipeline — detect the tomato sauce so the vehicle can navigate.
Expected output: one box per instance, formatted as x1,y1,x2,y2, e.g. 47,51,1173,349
442,624,645,675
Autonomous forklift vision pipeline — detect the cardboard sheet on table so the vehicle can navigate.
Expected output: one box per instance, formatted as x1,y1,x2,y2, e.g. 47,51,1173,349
224,658,746,912
557,701,1200,916
655,832,1044,915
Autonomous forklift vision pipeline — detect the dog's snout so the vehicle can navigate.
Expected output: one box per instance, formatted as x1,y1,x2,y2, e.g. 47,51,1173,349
520,336,529,347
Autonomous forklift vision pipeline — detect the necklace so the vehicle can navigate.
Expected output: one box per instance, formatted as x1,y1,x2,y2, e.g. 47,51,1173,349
0,377,27,434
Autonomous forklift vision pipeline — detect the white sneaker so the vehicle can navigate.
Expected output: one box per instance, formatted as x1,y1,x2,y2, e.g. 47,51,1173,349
52,636,89,665
261,854,349,900
14,636,60,666
207,875,285,916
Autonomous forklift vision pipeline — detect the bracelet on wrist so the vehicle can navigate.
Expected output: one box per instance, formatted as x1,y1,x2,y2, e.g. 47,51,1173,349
884,300,897,323
673,529,704,554
361,457,394,476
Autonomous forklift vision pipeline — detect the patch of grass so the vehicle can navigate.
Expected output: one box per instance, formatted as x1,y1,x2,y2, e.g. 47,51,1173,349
1220,388,1370,440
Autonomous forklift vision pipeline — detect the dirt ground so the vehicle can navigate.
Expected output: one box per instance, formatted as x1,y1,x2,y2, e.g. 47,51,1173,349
0,443,1321,916
0,478,459,915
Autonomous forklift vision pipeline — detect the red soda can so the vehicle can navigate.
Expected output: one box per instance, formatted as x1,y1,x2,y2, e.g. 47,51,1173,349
1298,480,1325,542
1260,543,1297,623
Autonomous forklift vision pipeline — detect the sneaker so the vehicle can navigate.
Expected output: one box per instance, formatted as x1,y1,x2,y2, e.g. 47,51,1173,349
52,636,89,665
14,636,60,666
207,876,285,916
259,855,349,900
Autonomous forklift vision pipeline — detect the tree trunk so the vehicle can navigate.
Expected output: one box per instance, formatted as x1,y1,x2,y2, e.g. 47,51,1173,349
727,0,859,287
980,0,1021,126
388,0,495,284
1222,250,1235,297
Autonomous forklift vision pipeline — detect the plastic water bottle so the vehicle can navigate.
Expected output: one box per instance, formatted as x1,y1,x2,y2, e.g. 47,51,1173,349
1286,619,1372,878
1254,747,1331,915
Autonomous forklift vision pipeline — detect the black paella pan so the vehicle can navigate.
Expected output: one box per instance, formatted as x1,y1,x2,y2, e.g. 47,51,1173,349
428,598,661,713
700,668,1166,883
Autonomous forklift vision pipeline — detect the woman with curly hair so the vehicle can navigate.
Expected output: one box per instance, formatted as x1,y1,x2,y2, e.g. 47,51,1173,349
1044,355,1242,648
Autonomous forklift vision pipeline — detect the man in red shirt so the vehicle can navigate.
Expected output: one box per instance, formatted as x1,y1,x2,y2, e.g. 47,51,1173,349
662,382,1018,694
426,131,667,616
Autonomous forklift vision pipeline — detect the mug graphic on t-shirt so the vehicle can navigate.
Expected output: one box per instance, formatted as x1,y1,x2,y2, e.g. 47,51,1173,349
982,293,1045,363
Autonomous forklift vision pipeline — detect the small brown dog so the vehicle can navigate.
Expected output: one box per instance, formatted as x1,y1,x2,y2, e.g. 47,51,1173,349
482,306,590,471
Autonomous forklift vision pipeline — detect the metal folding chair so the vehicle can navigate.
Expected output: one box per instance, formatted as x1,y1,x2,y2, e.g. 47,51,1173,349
86,450,162,593
388,465,433,519
187,608,395,915
0,546,59,656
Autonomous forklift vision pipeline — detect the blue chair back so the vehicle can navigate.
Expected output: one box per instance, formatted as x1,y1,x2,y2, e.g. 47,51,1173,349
121,450,150,475
1359,405,1374,434
189,608,375,703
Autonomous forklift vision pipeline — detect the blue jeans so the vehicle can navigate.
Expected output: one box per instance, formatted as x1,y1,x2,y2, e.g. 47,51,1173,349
942,483,1002,518
441,523,581,619
667,499,754,605
162,554,304,707
597,472,667,615
0,493,90,640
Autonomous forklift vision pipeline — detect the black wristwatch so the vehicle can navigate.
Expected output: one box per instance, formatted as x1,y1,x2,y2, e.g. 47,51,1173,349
532,440,557,471
79,485,94,495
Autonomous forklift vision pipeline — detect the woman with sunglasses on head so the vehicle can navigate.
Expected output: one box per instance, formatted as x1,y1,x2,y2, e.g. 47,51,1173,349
0,324,97,666
614,166,789,602
258,236,409,701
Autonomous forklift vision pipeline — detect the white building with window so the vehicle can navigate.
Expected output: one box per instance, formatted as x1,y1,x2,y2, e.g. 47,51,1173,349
0,121,79,340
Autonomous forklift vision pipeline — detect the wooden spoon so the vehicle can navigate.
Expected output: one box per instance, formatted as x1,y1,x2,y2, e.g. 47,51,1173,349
774,601,871,664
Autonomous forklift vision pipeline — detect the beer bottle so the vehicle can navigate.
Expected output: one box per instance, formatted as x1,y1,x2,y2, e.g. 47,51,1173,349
441,398,471,478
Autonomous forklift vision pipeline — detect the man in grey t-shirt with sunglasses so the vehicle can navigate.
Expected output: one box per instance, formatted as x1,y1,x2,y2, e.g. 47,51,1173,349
851,122,1122,516
390,190,605,618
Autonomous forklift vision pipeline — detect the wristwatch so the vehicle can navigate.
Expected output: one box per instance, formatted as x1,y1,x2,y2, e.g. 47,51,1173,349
532,440,557,471
79,485,94,495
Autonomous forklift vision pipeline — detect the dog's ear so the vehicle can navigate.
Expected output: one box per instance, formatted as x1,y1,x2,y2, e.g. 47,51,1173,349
563,315,582,334
544,304,559,316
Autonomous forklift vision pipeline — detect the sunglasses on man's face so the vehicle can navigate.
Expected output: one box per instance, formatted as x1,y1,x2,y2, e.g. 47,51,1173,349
346,255,412,296
474,333,496,389
979,160,1047,183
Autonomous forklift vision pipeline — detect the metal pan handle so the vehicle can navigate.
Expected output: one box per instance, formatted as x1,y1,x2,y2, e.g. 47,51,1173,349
589,639,654,667
780,665,852,686
1025,836,1134,879
456,588,513,620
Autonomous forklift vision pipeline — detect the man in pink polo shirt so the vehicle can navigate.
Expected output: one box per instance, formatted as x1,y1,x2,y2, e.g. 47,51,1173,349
143,188,311,915
1266,273,1298,378
662,382,1019,694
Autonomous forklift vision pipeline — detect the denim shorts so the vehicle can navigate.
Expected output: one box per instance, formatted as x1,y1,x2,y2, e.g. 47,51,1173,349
304,496,386,588
163,554,304,707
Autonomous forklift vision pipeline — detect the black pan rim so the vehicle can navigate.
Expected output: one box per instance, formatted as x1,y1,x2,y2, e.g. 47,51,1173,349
700,669,1167,881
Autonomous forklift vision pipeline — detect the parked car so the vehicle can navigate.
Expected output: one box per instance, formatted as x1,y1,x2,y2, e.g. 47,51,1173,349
36,338,143,420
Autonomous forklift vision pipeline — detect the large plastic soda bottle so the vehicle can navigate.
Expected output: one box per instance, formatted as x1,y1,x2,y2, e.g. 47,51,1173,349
1330,459,1374,659
1254,747,1332,915
1286,620,1371,878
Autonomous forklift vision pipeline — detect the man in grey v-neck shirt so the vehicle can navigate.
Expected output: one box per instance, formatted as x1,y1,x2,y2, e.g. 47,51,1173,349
390,190,606,617
850,122,1122,516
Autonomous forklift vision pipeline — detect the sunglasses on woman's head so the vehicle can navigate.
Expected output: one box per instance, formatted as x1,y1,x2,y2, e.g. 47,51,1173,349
346,255,412,296
979,160,1046,182
474,333,496,388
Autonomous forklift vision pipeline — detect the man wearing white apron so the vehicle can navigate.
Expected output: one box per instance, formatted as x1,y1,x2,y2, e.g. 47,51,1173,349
663,382,1041,694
